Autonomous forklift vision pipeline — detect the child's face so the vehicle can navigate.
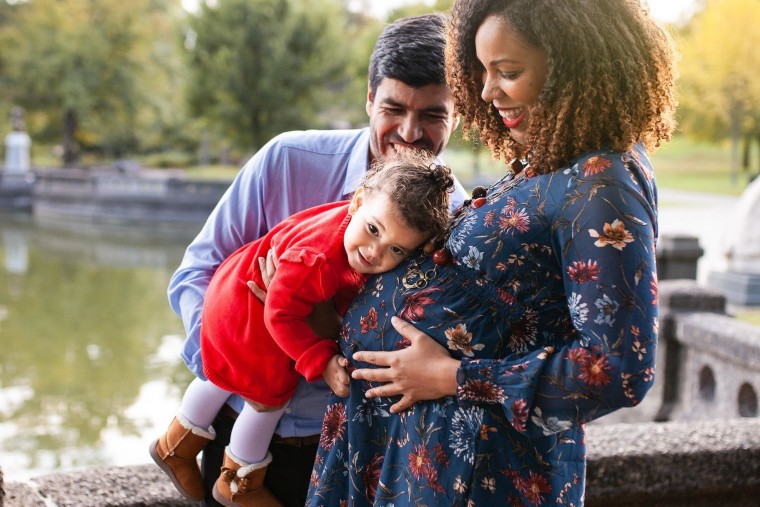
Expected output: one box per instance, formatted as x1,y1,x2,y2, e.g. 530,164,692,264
344,188,430,275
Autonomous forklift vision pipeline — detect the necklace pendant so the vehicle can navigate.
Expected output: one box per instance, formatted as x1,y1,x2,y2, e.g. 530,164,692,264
471,197,486,209
432,248,452,266
472,186,487,199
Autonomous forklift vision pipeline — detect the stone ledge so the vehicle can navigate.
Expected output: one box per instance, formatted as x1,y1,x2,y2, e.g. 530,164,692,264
673,311,760,369
585,418,760,506
3,418,760,506
2,465,194,507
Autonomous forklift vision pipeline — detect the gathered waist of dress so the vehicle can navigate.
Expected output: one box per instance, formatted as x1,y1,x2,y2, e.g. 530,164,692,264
399,253,517,315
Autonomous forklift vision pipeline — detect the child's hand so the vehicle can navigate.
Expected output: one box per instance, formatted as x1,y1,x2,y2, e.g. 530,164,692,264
323,354,350,397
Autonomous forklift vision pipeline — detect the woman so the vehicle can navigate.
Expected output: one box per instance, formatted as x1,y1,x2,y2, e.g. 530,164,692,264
308,0,676,505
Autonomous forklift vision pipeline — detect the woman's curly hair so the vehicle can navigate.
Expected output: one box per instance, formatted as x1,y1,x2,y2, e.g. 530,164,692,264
446,0,678,174
362,151,454,239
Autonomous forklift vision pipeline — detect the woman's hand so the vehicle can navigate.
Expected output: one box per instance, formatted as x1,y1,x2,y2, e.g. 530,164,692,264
351,316,460,413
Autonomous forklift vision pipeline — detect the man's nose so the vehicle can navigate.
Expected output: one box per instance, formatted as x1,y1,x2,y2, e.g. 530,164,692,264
398,115,422,143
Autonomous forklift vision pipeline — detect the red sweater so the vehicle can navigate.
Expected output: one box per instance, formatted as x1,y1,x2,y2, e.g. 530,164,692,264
200,201,367,406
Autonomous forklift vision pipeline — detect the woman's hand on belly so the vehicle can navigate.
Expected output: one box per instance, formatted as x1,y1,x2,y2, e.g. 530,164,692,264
351,316,460,413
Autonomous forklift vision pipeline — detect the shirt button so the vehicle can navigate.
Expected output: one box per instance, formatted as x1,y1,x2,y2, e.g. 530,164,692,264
284,408,292,414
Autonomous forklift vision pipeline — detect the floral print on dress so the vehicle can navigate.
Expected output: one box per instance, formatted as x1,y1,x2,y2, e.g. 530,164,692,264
308,145,659,506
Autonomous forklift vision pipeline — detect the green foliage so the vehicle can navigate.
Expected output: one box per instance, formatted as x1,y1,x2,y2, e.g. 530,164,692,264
677,0,760,144
385,0,452,21
184,0,353,151
0,0,188,163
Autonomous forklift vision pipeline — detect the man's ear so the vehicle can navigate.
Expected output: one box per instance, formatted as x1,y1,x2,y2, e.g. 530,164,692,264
366,83,374,117
349,187,365,215
451,114,461,133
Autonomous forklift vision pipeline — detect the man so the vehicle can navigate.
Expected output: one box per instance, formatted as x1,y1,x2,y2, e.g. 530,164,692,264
167,13,466,507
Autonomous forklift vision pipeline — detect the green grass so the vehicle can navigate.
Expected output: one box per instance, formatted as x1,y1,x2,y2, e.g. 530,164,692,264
33,134,753,196
182,164,241,181
648,136,754,196
736,309,760,327
442,135,757,196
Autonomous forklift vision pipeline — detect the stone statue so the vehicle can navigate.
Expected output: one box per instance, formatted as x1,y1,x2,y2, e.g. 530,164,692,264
4,106,31,174
723,176,760,274
708,176,760,305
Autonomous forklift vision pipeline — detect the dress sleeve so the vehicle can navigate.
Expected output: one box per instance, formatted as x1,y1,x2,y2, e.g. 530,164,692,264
457,155,659,437
264,249,341,382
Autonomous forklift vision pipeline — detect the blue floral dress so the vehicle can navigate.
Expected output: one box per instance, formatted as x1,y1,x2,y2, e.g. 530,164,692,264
307,145,659,507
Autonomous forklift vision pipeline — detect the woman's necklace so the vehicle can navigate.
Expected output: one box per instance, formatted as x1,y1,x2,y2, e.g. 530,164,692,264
424,158,528,266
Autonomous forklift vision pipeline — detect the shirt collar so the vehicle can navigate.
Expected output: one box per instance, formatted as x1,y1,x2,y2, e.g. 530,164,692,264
342,127,371,198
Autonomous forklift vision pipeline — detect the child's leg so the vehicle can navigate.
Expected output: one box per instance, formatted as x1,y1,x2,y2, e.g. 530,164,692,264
180,377,232,429
150,377,229,501
228,401,288,464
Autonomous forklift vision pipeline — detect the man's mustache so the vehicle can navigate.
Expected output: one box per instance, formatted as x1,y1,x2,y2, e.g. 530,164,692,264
386,134,433,152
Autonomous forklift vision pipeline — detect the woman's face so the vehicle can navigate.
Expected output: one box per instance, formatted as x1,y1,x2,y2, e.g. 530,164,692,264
475,15,548,146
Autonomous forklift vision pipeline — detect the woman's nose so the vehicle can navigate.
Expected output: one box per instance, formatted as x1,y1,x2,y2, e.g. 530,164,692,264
481,70,497,102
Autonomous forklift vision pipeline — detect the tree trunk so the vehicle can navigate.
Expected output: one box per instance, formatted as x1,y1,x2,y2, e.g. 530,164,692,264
729,101,742,186
742,134,750,175
62,109,79,167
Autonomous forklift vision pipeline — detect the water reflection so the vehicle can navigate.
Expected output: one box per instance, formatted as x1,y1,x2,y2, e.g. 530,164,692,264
0,215,196,481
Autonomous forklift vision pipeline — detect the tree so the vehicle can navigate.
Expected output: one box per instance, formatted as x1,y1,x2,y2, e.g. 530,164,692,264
678,0,760,183
184,0,352,152
0,0,181,165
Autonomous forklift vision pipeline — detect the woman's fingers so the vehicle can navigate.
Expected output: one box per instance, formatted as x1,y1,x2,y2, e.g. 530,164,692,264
390,315,418,340
351,315,460,408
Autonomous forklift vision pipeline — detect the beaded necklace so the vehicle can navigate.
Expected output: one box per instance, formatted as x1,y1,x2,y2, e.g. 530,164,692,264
425,158,528,266
401,159,528,291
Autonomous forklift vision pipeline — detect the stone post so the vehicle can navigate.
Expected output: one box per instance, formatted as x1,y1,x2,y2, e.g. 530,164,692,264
654,280,726,422
3,107,31,175
656,234,703,280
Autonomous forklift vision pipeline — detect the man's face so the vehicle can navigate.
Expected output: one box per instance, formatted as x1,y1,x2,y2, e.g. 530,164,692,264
366,78,459,162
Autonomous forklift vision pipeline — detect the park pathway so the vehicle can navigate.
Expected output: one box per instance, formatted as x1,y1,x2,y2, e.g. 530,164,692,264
657,188,740,284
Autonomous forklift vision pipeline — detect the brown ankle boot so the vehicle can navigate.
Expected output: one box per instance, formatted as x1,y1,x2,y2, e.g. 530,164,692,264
149,414,215,501
212,449,283,507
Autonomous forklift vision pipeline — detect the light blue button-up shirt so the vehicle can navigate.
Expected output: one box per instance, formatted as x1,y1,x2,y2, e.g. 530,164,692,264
168,127,468,437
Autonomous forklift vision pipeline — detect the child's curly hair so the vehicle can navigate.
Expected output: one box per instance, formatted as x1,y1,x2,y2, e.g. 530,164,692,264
446,0,678,174
361,151,455,239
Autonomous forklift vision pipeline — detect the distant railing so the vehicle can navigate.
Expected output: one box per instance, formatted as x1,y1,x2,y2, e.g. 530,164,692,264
31,168,230,229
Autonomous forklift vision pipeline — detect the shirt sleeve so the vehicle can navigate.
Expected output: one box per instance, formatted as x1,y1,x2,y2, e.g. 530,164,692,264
167,149,275,379
263,249,340,382
457,155,659,437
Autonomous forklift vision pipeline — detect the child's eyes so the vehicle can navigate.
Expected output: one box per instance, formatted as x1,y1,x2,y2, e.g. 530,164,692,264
367,223,379,235
390,246,405,256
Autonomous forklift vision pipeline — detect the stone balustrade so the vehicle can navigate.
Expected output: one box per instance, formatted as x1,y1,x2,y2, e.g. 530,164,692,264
2,280,759,506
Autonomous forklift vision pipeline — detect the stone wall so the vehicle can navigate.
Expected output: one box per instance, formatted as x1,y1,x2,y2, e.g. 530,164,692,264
4,242,760,506
3,418,760,506
31,168,229,231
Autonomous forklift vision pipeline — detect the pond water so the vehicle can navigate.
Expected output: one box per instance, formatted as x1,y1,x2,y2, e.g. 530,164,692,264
0,214,196,482
0,188,741,483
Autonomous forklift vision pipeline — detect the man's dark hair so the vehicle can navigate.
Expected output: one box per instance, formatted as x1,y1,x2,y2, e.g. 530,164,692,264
368,13,447,96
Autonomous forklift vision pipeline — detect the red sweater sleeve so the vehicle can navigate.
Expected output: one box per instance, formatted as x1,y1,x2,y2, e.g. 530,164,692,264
263,248,340,382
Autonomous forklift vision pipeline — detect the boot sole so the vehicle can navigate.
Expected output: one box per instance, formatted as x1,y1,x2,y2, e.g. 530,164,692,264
149,438,205,503
212,483,239,507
